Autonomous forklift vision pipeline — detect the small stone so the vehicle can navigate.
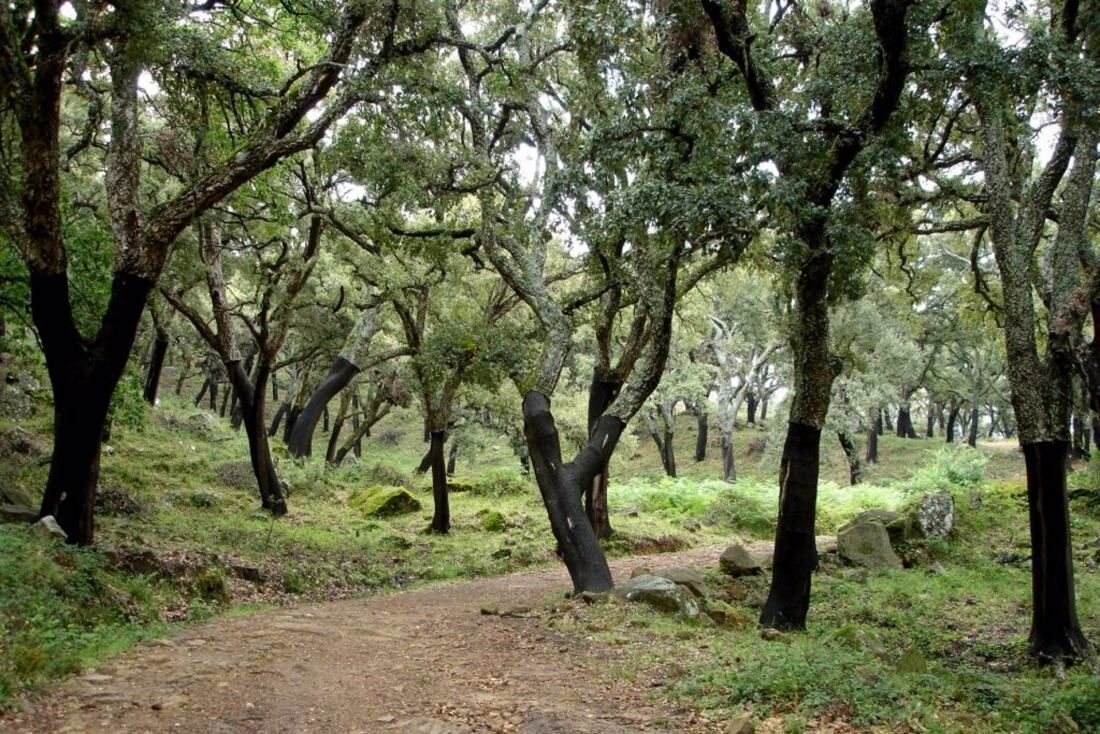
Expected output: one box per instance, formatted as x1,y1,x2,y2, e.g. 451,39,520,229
727,713,755,734
612,575,699,618
623,507,640,517
0,504,39,524
29,515,67,541
377,715,396,723
579,591,608,605
760,627,784,641
719,544,762,577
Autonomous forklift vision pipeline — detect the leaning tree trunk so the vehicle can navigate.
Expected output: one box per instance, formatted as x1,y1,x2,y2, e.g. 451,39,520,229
226,362,286,515
837,431,862,485
325,390,352,464
287,358,358,456
36,272,154,544
663,428,677,478
429,430,449,534
142,332,168,405
695,412,708,461
524,391,618,593
584,373,622,540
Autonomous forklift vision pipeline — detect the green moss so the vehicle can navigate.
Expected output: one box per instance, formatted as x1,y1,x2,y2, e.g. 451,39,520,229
348,485,422,517
482,511,506,532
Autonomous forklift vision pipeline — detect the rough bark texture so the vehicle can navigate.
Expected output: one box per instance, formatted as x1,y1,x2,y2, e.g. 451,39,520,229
760,422,821,630
524,391,619,593
429,431,449,534
838,431,862,485
584,374,622,539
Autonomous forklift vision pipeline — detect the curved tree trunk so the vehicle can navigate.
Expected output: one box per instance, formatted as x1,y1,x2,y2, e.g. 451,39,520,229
287,357,358,456
227,362,286,515
429,430,449,534
523,391,617,593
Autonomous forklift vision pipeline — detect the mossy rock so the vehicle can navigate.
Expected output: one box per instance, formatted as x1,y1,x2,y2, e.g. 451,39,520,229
349,485,422,518
482,511,506,532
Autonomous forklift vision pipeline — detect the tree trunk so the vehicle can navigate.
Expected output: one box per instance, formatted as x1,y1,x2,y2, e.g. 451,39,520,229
584,374,621,540
523,391,617,593
322,405,329,433
968,407,979,448
946,404,959,443
219,386,230,417
325,391,351,464
429,430,449,534
760,422,821,630
35,272,154,545
194,378,211,408
837,431,862,485
663,429,677,478
142,335,168,405
287,357,359,457
896,405,917,438
695,412,708,461
416,447,432,474
1022,441,1089,661
175,353,193,396
269,402,289,437
883,409,894,432
926,410,935,439
722,434,736,482
759,397,768,421
865,413,880,464
447,440,458,476
226,362,286,516
746,393,757,424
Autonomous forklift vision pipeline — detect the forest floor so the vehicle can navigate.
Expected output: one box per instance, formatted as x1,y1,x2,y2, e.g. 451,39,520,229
1,543,760,734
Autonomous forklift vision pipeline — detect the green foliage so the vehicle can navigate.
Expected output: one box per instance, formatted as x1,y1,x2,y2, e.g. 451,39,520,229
107,362,148,432
899,445,988,496
465,468,531,497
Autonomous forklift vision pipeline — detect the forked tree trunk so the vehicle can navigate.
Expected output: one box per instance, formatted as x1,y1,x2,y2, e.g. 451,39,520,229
429,430,449,534
838,431,862,485
523,391,618,593
143,334,168,405
36,272,154,544
584,374,621,539
695,412,708,461
287,357,358,457
1023,441,1089,661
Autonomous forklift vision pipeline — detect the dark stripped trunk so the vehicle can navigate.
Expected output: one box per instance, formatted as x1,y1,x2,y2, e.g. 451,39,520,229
663,430,677,478
226,361,286,516
695,413,708,461
865,414,880,464
926,411,935,438
524,391,619,593
269,402,289,437
967,407,979,448
946,404,959,443
287,357,359,457
142,335,168,405
1023,441,1089,661
584,375,621,540
36,272,154,545
760,422,821,629
759,397,768,422
746,393,758,424
195,378,212,408
837,431,862,485
447,441,458,476
429,430,449,534
896,406,917,438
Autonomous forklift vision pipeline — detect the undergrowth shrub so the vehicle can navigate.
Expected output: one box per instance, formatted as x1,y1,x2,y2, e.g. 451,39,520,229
899,446,987,496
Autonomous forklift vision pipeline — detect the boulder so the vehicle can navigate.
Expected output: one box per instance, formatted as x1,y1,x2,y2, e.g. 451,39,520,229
0,484,36,507
0,504,39,524
348,485,422,518
29,515,67,541
612,575,700,618
481,511,506,532
185,411,217,437
0,385,32,418
652,567,709,598
841,509,907,543
727,714,755,734
912,492,954,540
719,544,762,577
838,521,902,569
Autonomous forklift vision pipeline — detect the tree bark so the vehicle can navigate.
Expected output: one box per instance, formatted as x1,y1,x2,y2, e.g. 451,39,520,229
429,430,449,534
722,435,736,482
226,361,286,515
269,401,289,437
746,393,757,424
523,391,617,593
663,429,677,478
967,406,979,448
287,357,359,456
865,413,880,464
838,431,862,485
1023,441,1089,661
584,374,622,539
759,397,768,421
447,440,458,476
695,412,708,461
142,334,168,405
946,403,959,443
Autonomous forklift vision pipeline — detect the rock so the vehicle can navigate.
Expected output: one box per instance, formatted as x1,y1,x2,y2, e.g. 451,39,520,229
96,486,142,516
29,515,67,541
727,714,755,734
623,507,640,517
719,544,762,577
0,428,42,459
1,484,36,509
704,600,751,627
348,485,422,517
230,564,265,583
759,627,784,641
630,566,653,578
851,509,901,526
838,521,903,569
895,647,928,673
0,504,39,524
652,567,709,598
480,603,532,618
612,575,700,618
682,519,701,532
912,492,955,540
0,385,32,418
188,491,218,509
833,624,889,661
185,412,217,437
841,509,907,543
482,511,506,532
579,591,608,604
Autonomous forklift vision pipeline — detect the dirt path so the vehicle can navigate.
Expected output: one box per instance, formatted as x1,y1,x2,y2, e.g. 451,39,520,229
1,544,766,734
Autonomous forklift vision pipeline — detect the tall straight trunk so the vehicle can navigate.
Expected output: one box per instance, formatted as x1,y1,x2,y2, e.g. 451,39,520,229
967,407,979,448
36,272,154,545
946,404,959,443
926,410,935,438
429,430,449,534
722,435,736,482
523,391,619,593
1023,441,1088,660
746,393,757,424
761,422,822,629
271,370,279,401
287,357,358,457
322,406,329,433
226,362,286,515
695,412,708,461
351,392,362,458
219,386,230,417
876,408,884,435
759,397,768,422
142,335,168,405
663,430,677,478
447,440,458,475
865,424,878,464
837,431,862,485
584,374,621,539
